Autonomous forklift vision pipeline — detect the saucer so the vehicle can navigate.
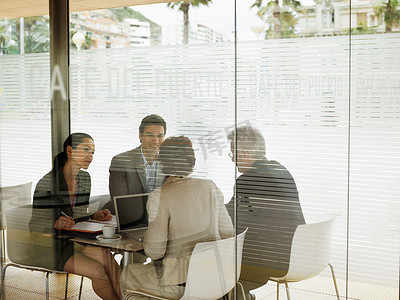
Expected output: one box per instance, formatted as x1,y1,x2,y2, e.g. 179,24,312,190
96,234,122,243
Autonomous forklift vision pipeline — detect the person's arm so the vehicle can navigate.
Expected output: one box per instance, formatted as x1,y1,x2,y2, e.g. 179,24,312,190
30,178,65,233
109,155,130,199
143,194,168,260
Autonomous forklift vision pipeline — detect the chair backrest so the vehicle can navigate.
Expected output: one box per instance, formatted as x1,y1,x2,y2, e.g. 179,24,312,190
181,229,247,300
1,182,32,228
4,205,34,265
282,217,335,282
5,204,57,269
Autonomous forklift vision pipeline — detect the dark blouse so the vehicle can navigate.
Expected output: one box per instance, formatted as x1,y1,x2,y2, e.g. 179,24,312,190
29,167,91,270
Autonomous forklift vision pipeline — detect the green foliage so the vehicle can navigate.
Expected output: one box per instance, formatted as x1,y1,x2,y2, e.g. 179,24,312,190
167,0,213,44
252,0,302,39
167,0,213,11
70,30,93,50
264,10,298,38
346,20,378,35
5,16,49,54
374,0,400,32
0,25,8,54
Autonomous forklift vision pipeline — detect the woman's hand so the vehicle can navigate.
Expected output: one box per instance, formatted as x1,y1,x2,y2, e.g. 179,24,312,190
54,216,75,228
92,209,112,221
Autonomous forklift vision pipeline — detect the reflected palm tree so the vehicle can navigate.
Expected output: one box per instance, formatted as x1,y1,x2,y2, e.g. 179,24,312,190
252,0,302,39
167,0,213,44
374,0,400,32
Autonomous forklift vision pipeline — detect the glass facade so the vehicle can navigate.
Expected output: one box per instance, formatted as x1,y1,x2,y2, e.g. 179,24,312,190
0,0,399,299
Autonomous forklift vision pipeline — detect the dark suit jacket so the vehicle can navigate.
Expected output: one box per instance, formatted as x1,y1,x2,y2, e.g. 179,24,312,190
29,168,91,270
227,158,305,281
105,146,165,213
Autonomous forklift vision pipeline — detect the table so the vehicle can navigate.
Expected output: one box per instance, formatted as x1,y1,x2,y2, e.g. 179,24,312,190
71,233,143,267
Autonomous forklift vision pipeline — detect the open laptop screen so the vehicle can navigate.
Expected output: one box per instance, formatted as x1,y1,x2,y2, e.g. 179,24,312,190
113,193,149,231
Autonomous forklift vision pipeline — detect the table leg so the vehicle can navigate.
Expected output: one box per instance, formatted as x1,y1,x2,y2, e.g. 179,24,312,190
122,251,129,268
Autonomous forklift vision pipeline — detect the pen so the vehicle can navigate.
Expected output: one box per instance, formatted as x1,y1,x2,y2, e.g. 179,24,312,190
61,211,75,223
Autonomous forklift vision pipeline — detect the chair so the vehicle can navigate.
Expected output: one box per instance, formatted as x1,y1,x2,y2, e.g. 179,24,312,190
124,229,248,300
0,182,33,270
266,218,340,300
0,205,83,300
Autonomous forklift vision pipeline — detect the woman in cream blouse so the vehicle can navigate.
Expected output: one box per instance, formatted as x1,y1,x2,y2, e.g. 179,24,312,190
121,135,234,299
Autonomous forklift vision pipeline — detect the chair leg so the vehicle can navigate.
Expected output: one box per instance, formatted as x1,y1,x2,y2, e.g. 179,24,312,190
45,272,50,300
64,273,69,300
0,230,4,276
276,282,279,300
328,263,340,300
78,276,84,300
284,282,290,300
237,281,247,300
1,264,10,300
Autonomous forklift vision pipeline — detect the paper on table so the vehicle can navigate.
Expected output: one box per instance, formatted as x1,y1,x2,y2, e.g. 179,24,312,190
88,215,117,226
57,221,104,233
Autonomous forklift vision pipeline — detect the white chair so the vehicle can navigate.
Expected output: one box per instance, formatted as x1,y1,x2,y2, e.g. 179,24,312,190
0,182,32,270
267,218,340,300
124,229,248,300
0,205,83,300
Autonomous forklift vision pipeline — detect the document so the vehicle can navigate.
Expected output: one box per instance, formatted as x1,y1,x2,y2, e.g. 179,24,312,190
57,216,117,233
57,221,104,233
88,215,117,227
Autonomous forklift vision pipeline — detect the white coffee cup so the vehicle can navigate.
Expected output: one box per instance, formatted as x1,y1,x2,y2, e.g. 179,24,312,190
102,224,116,239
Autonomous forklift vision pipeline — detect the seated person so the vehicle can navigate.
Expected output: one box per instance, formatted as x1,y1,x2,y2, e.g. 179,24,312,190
29,133,122,300
226,125,305,299
105,114,167,214
120,136,234,299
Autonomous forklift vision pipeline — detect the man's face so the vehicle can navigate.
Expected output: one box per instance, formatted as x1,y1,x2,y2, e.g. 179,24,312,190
140,125,165,155
230,141,253,173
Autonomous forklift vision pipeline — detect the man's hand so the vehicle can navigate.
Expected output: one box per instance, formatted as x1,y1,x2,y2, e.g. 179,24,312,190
93,209,112,221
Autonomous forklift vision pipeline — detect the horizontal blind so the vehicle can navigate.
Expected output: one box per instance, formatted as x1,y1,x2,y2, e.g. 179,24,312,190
0,53,51,188
348,33,400,291
70,43,236,198
1,30,399,295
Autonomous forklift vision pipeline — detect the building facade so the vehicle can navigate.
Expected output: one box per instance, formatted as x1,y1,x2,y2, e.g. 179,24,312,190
298,0,400,36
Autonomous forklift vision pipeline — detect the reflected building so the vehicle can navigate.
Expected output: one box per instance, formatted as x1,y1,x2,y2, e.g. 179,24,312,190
298,0,400,37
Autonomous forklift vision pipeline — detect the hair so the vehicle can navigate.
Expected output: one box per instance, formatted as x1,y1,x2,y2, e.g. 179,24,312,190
158,136,196,176
52,132,94,171
227,125,266,159
139,114,167,135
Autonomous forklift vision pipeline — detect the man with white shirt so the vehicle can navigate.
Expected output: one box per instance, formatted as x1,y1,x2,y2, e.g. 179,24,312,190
104,114,166,214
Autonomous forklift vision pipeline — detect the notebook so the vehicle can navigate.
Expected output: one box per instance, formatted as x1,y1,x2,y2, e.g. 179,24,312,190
57,221,103,233
113,193,149,238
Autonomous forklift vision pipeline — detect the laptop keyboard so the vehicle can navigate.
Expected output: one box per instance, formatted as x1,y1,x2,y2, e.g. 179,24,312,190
122,227,147,242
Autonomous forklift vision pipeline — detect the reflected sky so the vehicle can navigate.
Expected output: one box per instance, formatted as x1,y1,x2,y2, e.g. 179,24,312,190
134,0,316,41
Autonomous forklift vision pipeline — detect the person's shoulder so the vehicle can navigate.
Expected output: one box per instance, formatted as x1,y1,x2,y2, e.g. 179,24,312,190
78,169,90,180
187,177,219,190
252,159,294,179
33,170,55,201
110,146,142,166
112,147,140,159
35,170,54,188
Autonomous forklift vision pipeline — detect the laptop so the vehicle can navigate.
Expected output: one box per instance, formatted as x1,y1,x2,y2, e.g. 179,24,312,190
113,193,149,241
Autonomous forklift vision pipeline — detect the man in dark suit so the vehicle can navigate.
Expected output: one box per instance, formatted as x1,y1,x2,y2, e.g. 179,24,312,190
226,125,305,299
104,114,167,213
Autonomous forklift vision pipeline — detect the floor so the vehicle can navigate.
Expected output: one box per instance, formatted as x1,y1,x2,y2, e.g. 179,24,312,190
1,264,398,300
1,266,100,299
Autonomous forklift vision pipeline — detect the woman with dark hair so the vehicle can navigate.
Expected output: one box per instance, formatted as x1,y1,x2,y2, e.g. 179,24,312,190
29,133,121,300
120,136,234,299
